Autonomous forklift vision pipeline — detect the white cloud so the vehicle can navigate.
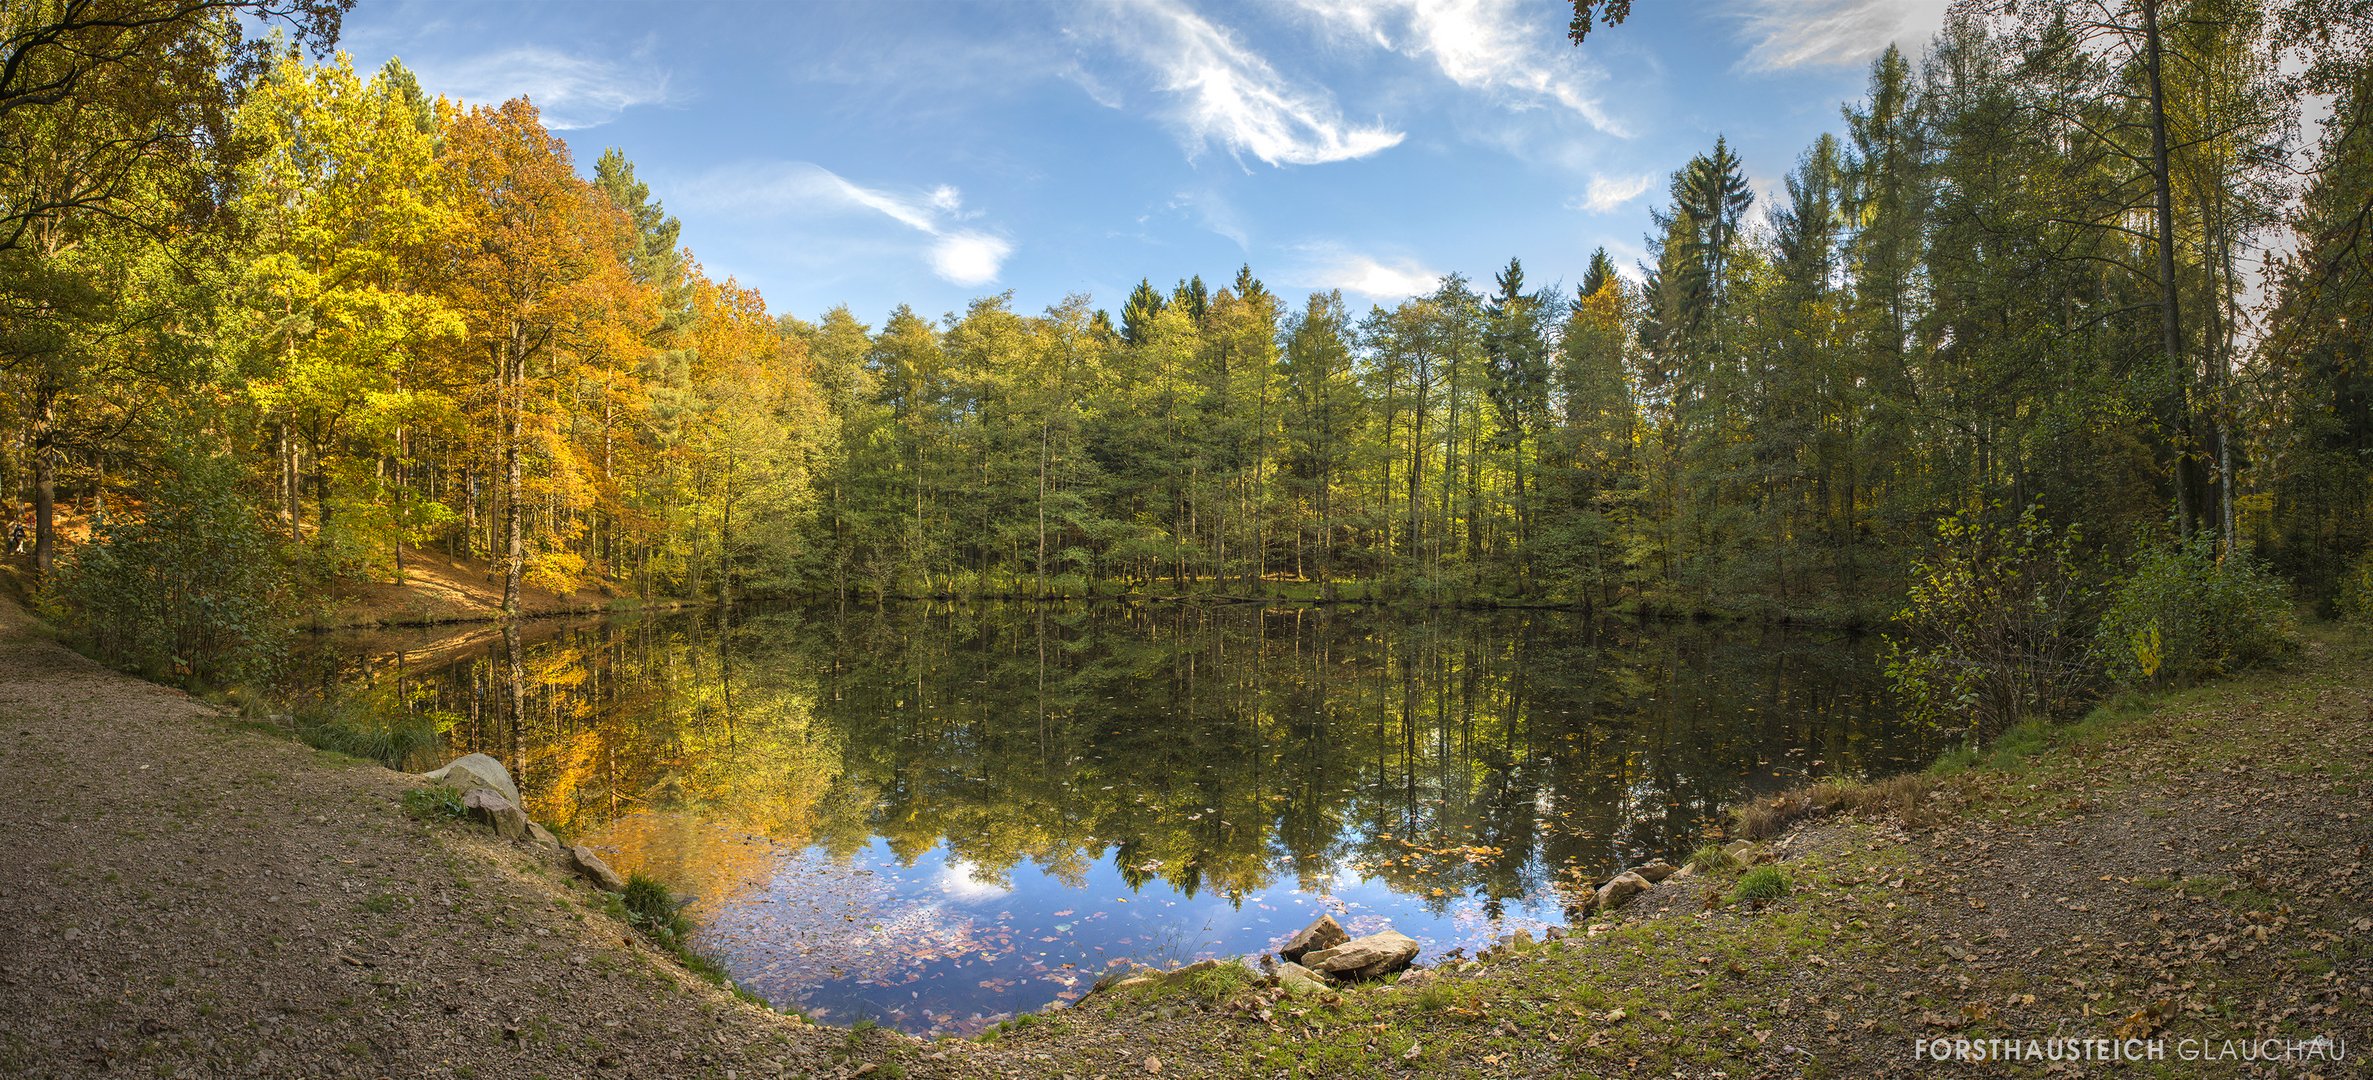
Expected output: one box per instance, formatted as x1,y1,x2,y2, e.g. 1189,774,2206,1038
1078,5,1403,167
934,858,1012,901
929,233,1013,288
1725,0,1951,72
1287,0,1625,136
410,46,673,130
1285,245,1441,301
677,163,1013,288
1576,172,1658,214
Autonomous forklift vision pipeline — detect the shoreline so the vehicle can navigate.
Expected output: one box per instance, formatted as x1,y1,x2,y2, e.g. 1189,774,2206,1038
6,590,2364,1076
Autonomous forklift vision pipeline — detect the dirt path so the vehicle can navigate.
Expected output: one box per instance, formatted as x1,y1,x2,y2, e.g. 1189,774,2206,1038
0,603,977,1080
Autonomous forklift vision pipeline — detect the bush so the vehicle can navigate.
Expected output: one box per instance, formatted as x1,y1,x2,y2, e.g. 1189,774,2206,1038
2337,549,2373,627
2098,534,2296,686
39,453,290,688
1732,866,1789,903
1882,504,2096,745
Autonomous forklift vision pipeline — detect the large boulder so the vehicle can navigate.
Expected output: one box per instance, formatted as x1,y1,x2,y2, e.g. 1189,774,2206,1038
1596,871,1652,912
421,753,521,807
570,845,627,892
1633,859,1680,883
1303,930,1419,981
462,789,530,841
1278,914,1348,963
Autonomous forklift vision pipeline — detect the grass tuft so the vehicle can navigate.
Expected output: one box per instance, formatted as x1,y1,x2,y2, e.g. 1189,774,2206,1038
402,784,468,823
1732,866,1789,903
285,696,444,769
1687,842,1738,873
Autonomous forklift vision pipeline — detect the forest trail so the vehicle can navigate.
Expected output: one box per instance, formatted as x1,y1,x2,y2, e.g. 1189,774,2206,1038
0,600,961,1080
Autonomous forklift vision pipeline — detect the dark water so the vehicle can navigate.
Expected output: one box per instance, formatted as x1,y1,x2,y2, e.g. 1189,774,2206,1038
291,603,1931,1036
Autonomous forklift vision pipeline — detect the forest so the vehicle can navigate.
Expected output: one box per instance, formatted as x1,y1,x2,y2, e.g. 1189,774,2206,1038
5,0,2371,690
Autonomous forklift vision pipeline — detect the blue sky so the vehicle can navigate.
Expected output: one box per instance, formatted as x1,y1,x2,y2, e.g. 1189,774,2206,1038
336,0,1952,326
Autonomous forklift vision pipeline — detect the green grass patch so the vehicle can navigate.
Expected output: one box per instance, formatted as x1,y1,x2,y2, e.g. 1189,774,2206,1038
1732,866,1789,903
403,784,468,823
980,1013,1042,1041
284,696,445,770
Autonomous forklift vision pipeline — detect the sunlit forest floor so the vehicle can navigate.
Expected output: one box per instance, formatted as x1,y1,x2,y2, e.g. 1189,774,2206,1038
0,597,2365,1078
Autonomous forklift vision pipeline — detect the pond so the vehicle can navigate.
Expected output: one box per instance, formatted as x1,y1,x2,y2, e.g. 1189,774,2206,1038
289,603,1932,1036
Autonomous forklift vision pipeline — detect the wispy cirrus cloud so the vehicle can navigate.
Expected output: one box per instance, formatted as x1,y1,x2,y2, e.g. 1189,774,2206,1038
1288,0,1625,136
1575,171,1659,214
676,163,1012,288
409,45,674,129
1075,5,1402,167
1725,0,1951,71
1284,244,1441,301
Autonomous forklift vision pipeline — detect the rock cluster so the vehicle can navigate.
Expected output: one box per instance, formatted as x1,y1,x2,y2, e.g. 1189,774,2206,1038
419,755,624,895
1571,846,1755,916
1268,916,1421,987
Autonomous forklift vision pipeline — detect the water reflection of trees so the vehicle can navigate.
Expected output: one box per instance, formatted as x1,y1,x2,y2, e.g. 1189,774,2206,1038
319,604,1925,913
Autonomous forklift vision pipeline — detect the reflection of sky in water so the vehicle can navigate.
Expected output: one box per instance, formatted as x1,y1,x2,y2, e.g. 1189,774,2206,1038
672,833,1565,1036
293,605,1930,1038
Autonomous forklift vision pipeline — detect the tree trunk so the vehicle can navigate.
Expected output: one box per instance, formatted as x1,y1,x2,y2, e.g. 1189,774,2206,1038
2142,0,2196,537
502,338,524,617
30,374,57,575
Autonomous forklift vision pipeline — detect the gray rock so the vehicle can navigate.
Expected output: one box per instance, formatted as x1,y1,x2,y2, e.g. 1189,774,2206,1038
1633,859,1679,883
1596,870,1652,912
526,822,559,848
421,753,521,807
1303,929,1419,980
462,789,529,841
1275,961,1333,995
1278,914,1348,963
570,844,626,892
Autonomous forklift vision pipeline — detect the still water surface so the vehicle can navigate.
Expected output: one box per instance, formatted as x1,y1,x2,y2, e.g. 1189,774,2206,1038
296,603,1929,1035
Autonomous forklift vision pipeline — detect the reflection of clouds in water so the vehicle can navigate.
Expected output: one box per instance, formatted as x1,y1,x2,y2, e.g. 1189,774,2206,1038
936,856,1014,901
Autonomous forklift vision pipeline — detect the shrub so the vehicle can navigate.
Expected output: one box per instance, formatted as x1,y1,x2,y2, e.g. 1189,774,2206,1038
2337,549,2373,627
2098,533,2296,686
1732,866,1789,903
39,452,290,688
1882,504,2096,745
